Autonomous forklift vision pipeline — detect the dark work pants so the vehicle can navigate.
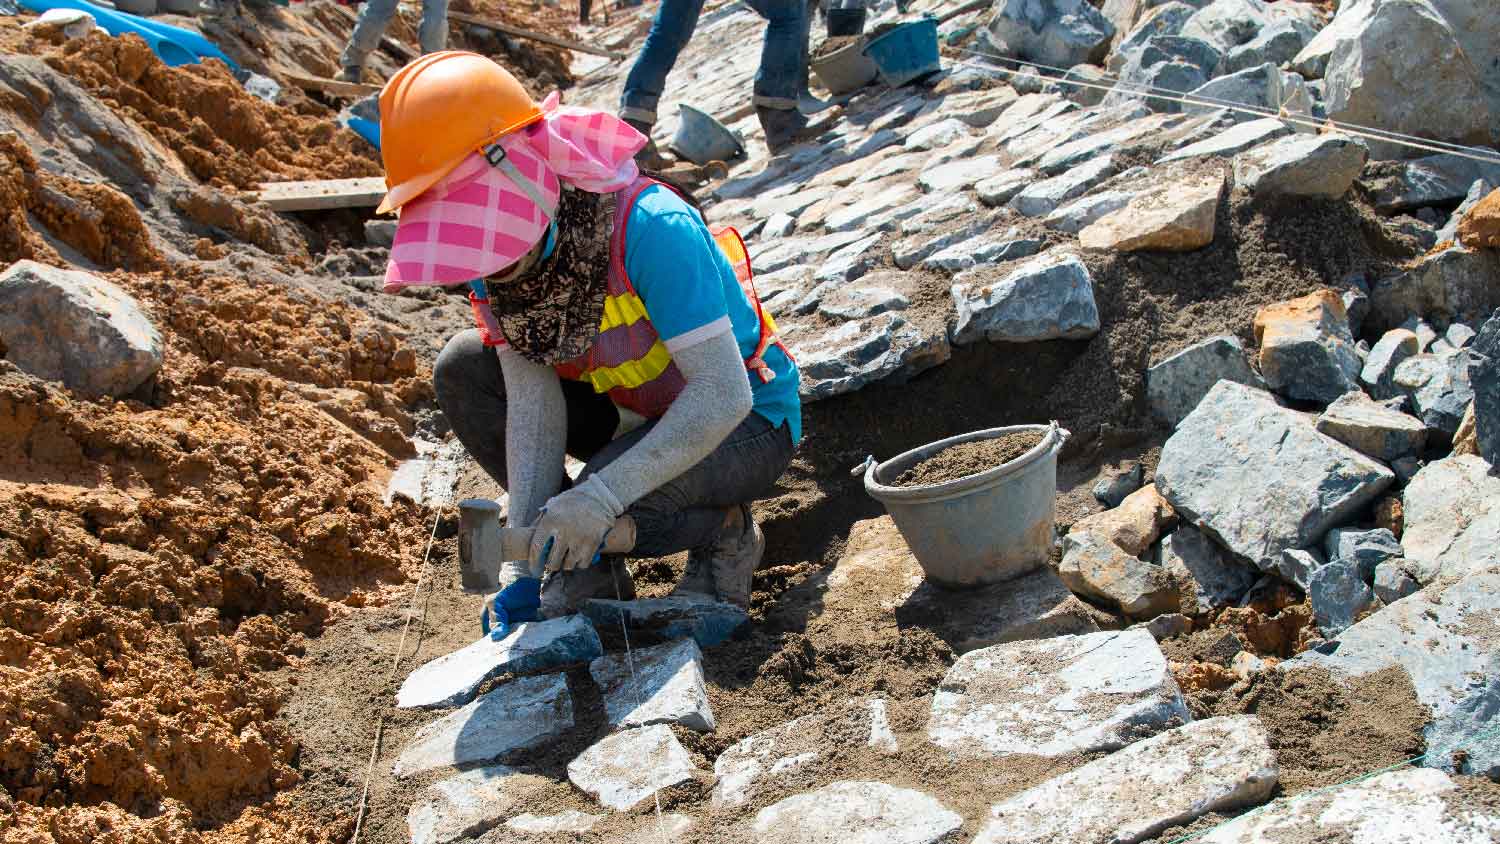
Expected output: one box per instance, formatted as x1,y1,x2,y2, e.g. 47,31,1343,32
434,329,794,557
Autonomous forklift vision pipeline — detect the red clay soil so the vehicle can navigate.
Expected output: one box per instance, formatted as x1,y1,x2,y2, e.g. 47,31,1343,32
0,263,435,844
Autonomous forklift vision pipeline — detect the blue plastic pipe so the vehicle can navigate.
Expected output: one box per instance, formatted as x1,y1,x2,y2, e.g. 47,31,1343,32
20,0,237,70
344,115,381,150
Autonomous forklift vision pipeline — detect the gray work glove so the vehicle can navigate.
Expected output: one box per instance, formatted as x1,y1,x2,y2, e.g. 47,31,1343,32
529,475,623,573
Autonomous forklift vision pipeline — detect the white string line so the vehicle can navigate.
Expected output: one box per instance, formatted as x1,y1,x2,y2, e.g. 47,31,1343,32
351,513,441,844
609,562,669,844
935,46,1500,166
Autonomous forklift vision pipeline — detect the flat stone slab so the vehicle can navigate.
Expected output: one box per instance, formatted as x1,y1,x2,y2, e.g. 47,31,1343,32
1155,381,1394,572
1315,391,1427,462
713,698,897,808
927,629,1190,760
1147,335,1267,426
1197,768,1500,843
567,724,699,812
974,716,1278,844
786,312,951,402
749,781,962,844
590,637,714,732
504,811,601,834
393,674,574,778
951,252,1101,344
1399,455,1500,584
581,595,747,649
902,566,1103,654
407,765,552,844
397,614,602,709
1158,117,1291,163
1286,568,1500,778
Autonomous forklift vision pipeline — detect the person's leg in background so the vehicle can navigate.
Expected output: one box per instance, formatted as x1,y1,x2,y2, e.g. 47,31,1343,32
619,0,707,167
338,0,401,82
417,0,451,55
743,0,815,152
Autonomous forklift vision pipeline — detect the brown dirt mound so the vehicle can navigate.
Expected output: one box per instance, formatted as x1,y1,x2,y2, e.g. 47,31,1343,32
41,31,380,191
0,132,161,270
893,430,1045,487
0,264,435,844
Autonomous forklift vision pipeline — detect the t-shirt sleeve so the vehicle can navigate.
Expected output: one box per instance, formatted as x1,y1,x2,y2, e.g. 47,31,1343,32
623,190,735,353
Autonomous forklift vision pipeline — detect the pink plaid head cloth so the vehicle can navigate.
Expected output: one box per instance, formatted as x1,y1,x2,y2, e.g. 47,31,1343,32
384,92,647,287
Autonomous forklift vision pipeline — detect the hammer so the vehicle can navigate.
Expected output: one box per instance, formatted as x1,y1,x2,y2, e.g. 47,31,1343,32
457,498,634,593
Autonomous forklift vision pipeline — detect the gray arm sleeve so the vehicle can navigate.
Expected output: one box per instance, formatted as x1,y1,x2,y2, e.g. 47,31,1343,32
595,328,754,509
497,347,567,530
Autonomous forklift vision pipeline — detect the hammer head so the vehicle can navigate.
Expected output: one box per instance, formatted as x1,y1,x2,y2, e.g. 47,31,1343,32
457,499,534,593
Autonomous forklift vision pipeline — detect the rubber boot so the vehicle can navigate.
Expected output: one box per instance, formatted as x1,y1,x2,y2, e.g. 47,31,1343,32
623,117,673,170
758,106,834,154
706,504,765,609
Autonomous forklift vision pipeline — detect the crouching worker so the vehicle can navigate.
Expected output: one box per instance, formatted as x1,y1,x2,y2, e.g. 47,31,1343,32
375,53,801,627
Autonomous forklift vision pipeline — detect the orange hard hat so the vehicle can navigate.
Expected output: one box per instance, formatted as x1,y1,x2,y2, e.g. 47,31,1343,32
376,51,544,215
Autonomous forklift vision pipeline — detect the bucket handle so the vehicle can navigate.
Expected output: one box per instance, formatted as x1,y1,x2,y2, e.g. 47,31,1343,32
851,455,876,480
857,420,1069,489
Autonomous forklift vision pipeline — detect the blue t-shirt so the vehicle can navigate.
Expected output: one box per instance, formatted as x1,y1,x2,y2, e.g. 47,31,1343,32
622,185,802,443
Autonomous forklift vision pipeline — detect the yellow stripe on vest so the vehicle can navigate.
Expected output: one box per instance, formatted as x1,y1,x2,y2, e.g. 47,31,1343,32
599,291,649,333
583,338,674,392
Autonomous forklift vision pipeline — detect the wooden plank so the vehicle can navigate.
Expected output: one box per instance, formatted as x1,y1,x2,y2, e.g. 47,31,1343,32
283,72,383,99
255,177,388,212
448,11,625,60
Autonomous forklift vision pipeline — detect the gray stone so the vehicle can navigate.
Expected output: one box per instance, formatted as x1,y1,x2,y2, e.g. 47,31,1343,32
581,595,748,649
951,252,1101,344
567,724,698,812
761,212,796,239
1368,247,1500,335
712,699,897,808
904,118,971,152
942,88,1022,129
982,0,1117,68
1162,524,1260,615
973,716,1277,844
1155,381,1395,571
0,260,164,399
754,236,817,273
813,233,884,284
1394,349,1474,436
504,811,601,834
748,781,962,844
1319,0,1492,160
1010,154,1120,217
1109,3,1197,73
1254,291,1363,405
818,284,910,321
1198,769,1500,842
1179,0,1269,53
407,765,550,844
823,182,925,233
1286,569,1500,777
1372,560,1420,604
1158,117,1292,163
364,219,397,247
1435,179,1495,245
590,638,714,732
1315,391,1428,462
751,185,835,220
1360,153,1500,213
917,154,1002,193
1142,612,1193,641
901,566,1104,654
1044,190,1138,233
1405,316,1441,352
1400,455,1500,583
1469,311,1500,466
1060,530,1178,619
393,673,574,778
1308,559,1380,636
1446,321,1476,349
928,629,1190,759
1060,63,1111,106
397,614,603,709
1147,335,1268,426
900,194,983,237
1272,548,1324,592
922,231,1045,273
1223,16,1315,73
893,215,995,269
1036,113,1178,175
788,313,951,401
1234,133,1369,199
976,168,1038,206
1181,62,1285,116
1343,276,1371,336
1323,527,1404,583
1360,328,1419,398
1093,463,1144,508
1107,40,1219,112
1081,168,1225,252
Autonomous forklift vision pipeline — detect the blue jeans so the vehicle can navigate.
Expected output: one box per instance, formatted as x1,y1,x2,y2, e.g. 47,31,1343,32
620,0,810,123
341,0,449,69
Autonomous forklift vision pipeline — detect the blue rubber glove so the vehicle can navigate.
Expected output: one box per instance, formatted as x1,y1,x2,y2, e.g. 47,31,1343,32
480,576,541,640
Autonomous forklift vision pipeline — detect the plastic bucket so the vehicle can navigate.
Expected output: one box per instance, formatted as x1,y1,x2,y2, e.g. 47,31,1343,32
811,38,878,95
669,103,744,165
861,423,1068,589
826,7,866,36
862,16,941,88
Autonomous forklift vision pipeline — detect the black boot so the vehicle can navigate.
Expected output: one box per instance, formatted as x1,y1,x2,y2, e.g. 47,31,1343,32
623,117,673,170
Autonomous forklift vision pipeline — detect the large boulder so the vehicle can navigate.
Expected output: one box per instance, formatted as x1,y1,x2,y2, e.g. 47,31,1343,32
1155,381,1395,571
950,252,1101,344
1158,117,1292,163
785,313,951,402
982,0,1117,69
1286,569,1500,777
1469,310,1500,465
567,725,700,811
1161,524,1260,616
1400,455,1500,583
1181,63,1299,117
1233,133,1369,199
1393,348,1474,436
1359,327,1419,398
1318,0,1493,160
1314,390,1427,461
1252,291,1363,404
1106,36,1222,112
1147,335,1268,426
1107,3,1198,73
1224,16,1316,74
1359,153,1500,213
1436,179,1496,245
0,260,164,399
1367,246,1500,334
1179,0,1271,54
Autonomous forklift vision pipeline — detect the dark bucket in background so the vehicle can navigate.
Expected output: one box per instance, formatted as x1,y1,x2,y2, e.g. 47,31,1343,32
862,15,941,87
826,7,866,36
